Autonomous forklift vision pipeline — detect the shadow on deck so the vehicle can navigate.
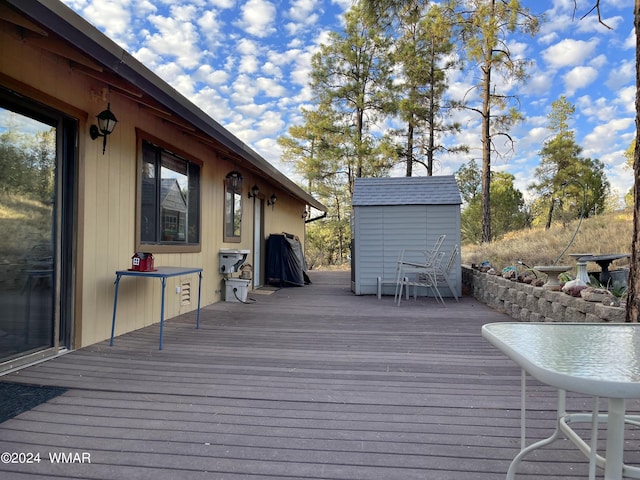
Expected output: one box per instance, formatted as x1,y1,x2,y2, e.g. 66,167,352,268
0,270,638,479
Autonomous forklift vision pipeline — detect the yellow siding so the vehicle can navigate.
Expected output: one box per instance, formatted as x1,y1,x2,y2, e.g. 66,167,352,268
1,26,311,349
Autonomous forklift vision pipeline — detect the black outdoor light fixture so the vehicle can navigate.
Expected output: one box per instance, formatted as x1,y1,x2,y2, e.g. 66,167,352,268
226,171,243,191
302,209,308,219
248,184,259,200
89,103,118,154
267,193,277,208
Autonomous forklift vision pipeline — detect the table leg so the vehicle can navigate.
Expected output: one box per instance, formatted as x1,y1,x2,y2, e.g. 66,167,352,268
24,274,33,346
507,389,565,480
196,271,202,329
110,275,121,346
598,261,613,286
520,369,527,449
159,277,166,350
588,396,600,480
604,398,625,480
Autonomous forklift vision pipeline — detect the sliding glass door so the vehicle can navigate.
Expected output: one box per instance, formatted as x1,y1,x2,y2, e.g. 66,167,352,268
0,92,75,367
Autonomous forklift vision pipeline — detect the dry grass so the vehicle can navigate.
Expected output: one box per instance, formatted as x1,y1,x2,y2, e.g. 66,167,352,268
0,194,52,260
461,208,634,273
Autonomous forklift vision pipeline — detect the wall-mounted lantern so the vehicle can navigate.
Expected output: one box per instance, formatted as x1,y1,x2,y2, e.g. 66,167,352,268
248,184,259,200
267,193,277,208
302,209,308,220
89,103,118,154
226,171,243,191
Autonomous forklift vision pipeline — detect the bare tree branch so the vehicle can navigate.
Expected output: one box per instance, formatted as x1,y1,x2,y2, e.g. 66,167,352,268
574,0,613,30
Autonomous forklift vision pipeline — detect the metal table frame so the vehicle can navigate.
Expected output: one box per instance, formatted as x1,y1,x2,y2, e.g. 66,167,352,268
482,322,640,480
110,266,203,350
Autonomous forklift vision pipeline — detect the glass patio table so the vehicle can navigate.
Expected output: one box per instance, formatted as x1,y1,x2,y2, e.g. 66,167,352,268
482,322,640,480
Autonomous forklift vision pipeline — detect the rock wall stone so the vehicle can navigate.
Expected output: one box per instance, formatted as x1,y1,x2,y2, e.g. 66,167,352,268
461,266,626,322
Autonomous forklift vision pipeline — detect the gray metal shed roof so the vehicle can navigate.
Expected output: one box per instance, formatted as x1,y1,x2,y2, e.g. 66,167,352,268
6,0,326,212
352,176,462,206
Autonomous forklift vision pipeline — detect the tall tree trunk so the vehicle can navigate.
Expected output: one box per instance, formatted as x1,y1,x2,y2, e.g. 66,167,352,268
406,122,414,177
481,56,492,243
627,0,640,322
480,0,494,243
427,46,436,176
335,194,344,263
356,106,364,179
545,198,555,230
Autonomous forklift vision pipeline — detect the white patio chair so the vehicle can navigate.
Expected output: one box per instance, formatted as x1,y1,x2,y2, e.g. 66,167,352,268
434,245,459,302
394,235,446,303
397,250,446,306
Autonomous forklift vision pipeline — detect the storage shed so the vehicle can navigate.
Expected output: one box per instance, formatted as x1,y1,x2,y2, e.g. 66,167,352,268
351,176,462,298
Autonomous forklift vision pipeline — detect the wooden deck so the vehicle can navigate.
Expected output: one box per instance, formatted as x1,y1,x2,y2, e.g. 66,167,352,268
1,270,639,479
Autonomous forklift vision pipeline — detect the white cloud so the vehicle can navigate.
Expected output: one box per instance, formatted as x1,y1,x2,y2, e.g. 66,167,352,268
286,0,321,34
237,38,261,55
231,74,260,105
197,10,223,49
522,70,554,96
239,55,260,74
256,110,285,136
331,0,354,11
576,95,617,122
538,12,574,37
209,0,235,8
583,118,634,157
605,59,635,90
288,0,321,22
261,61,282,77
132,46,162,70
235,103,269,117
563,66,598,96
146,7,203,69
236,0,277,38
588,54,607,69
154,62,190,89
193,65,230,86
193,86,234,121
522,126,550,148
288,51,314,87
171,74,198,98
255,77,288,98
623,28,635,49
541,38,599,69
538,32,559,46
615,86,636,115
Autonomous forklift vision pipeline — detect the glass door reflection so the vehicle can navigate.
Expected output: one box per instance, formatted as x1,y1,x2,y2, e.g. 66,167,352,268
0,107,56,362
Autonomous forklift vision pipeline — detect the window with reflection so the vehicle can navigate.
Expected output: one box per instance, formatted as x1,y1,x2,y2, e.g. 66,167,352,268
224,171,243,242
140,140,200,245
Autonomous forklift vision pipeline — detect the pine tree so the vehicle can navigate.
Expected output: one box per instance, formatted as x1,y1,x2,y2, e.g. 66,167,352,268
529,96,609,229
459,0,540,243
309,0,395,195
392,2,465,176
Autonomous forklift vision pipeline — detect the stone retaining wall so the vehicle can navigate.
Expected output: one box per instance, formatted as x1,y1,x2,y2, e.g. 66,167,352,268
462,266,626,322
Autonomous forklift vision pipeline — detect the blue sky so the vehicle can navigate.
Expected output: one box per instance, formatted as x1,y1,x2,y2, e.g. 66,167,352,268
61,0,636,205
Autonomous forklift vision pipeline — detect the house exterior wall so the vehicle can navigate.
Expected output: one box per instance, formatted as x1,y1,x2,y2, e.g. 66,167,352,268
0,23,306,349
353,204,461,297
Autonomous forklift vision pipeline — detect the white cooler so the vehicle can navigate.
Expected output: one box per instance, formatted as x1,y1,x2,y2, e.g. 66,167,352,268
225,278,250,302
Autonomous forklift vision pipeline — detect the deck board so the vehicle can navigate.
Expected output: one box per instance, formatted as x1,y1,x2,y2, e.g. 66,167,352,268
1,270,639,479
